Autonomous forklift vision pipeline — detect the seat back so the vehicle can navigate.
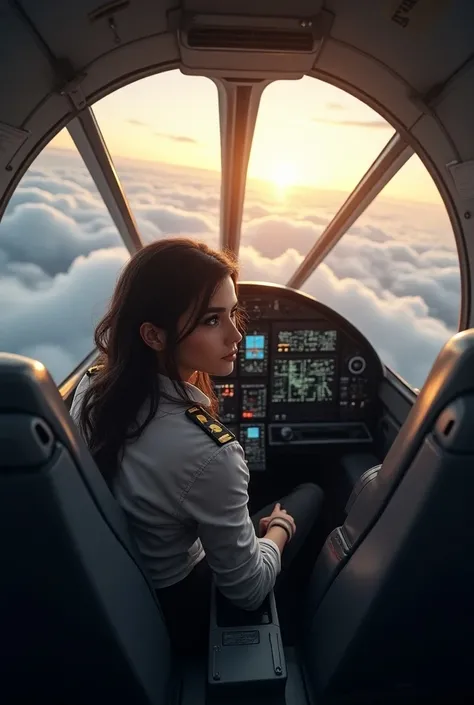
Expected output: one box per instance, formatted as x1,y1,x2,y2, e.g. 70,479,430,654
304,330,474,703
0,353,172,705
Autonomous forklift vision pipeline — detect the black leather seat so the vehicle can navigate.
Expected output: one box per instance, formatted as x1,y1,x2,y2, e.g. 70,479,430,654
0,353,172,705
303,330,474,704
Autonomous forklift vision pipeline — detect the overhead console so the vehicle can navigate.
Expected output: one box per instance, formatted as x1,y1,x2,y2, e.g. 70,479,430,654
213,284,384,471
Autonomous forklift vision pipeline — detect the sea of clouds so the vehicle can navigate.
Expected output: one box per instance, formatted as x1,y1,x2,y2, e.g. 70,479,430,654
0,147,460,389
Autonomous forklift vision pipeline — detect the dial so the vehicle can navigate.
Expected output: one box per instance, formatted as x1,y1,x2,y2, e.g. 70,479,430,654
280,426,294,441
348,356,366,375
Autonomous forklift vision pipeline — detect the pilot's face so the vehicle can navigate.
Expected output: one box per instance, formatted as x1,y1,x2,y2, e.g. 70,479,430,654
176,275,242,381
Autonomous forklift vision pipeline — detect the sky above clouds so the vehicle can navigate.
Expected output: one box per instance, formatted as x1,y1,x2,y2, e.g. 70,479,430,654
53,71,444,204
0,143,460,389
0,70,462,388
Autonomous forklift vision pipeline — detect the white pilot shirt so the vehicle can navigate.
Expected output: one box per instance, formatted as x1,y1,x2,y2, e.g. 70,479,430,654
70,372,281,611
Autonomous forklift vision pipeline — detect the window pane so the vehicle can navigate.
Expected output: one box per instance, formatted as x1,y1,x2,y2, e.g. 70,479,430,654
0,131,128,384
92,71,221,247
300,155,461,391
240,76,395,267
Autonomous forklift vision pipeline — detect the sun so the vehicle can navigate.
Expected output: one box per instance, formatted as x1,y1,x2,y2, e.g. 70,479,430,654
272,162,298,190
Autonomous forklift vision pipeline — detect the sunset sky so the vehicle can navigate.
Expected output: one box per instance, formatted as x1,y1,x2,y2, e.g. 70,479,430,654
51,70,441,206
3,67,459,389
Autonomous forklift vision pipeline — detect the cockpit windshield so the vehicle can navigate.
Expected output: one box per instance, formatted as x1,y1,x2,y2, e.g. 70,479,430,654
0,71,461,391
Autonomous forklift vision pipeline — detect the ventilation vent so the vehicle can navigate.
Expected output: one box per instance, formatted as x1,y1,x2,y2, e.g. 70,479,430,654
186,26,315,52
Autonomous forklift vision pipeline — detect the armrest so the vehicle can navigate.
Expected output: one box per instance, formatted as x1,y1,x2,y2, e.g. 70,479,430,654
306,464,382,615
345,464,382,514
207,581,287,696
341,452,381,488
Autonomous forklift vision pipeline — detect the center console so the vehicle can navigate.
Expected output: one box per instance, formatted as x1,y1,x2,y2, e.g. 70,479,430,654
207,583,287,698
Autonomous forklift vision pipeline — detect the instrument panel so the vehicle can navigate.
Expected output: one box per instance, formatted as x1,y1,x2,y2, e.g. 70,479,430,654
213,284,383,471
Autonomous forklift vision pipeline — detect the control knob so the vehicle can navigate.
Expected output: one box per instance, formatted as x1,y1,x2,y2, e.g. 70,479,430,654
280,426,294,442
348,356,366,375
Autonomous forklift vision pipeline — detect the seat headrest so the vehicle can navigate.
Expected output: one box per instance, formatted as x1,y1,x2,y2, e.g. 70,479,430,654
380,328,474,487
0,352,79,455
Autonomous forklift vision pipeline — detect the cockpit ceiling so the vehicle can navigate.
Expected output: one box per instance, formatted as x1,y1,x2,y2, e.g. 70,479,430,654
0,1,470,179
1,0,474,322
1,0,473,149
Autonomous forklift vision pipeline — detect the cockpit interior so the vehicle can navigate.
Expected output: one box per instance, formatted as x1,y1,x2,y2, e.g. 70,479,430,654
2,1,474,704
213,283,384,525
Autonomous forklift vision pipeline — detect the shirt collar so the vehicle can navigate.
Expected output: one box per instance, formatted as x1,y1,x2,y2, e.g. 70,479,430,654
157,373,210,408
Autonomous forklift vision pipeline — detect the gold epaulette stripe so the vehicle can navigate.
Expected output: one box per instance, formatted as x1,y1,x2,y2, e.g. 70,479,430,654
185,406,236,446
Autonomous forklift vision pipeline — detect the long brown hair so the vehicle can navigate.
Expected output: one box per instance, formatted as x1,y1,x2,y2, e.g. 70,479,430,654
79,237,240,487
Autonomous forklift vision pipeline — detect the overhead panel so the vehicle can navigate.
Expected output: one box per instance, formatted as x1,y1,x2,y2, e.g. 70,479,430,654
174,3,333,78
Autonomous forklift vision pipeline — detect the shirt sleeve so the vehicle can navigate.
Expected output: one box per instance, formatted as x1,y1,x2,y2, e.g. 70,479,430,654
181,441,281,611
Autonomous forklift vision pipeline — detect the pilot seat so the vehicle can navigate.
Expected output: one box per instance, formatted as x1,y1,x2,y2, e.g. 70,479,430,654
303,329,474,704
0,353,173,704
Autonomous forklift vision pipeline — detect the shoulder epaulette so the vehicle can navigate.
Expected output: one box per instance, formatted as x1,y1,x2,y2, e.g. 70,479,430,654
86,365,103,377
185,406,236,446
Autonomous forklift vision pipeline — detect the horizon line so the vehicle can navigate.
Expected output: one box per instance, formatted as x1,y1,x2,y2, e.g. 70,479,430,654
41,145,443,208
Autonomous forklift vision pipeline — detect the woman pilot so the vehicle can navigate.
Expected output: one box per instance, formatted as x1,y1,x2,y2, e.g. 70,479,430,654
70,237,323,650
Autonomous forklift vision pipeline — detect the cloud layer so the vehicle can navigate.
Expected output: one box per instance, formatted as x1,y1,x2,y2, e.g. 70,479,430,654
0,147,460,389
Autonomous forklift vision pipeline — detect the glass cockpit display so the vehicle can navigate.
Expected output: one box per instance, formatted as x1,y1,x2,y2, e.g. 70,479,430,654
240,424,266,471
277,329,337,353
241,383,267,419
272,358,336,403
239,329,268,375
214,382,237,423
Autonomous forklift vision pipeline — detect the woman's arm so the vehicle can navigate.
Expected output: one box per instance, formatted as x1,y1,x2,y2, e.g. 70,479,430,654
181,442,283,611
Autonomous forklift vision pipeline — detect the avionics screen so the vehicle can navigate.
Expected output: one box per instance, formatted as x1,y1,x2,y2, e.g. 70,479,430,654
240,423,266,470
272,358,336,403
239,330,268,374
245,335,265,359
241,383,267,420
215,382,237,423
277,329,337,353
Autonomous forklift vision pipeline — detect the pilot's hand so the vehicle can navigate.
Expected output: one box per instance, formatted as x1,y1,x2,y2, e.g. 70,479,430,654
258,516,272,536
259,502,296,538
